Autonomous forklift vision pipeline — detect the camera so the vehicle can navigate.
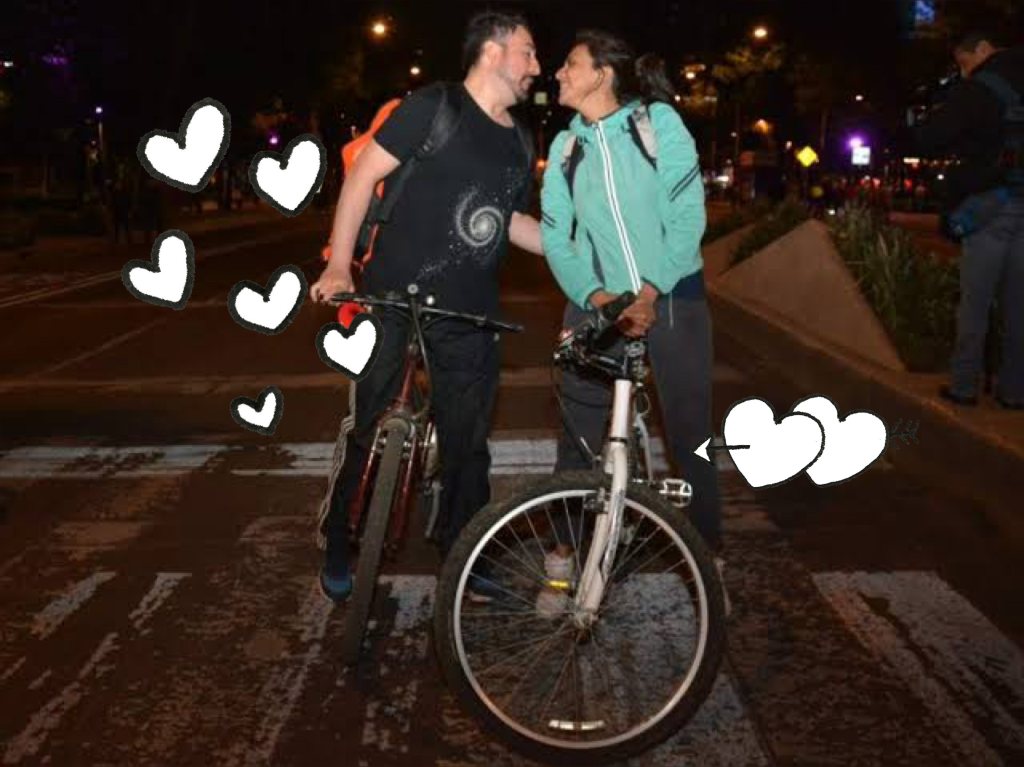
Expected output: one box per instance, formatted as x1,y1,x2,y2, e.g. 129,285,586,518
906,69,962,127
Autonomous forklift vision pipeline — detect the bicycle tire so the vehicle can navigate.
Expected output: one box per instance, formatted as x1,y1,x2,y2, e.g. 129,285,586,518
340,419,409,666
433,471,726,765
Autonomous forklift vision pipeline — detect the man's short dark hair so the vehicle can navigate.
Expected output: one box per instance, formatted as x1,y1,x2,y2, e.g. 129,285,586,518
954,30,1002,53
461,10,529,72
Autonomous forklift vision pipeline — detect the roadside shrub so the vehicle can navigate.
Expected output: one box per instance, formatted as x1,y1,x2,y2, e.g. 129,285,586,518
831,204,958,372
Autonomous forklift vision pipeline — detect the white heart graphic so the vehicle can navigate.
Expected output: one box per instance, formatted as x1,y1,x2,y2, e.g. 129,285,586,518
791,396,888,485
249,135,326,216
231,386,283,435
137,98,230,192
316,315,382,381
228,266,306,334
121,231,195,309
723,398,825,489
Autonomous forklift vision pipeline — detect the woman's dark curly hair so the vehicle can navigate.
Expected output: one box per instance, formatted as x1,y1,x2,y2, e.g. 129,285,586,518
573,29,676,105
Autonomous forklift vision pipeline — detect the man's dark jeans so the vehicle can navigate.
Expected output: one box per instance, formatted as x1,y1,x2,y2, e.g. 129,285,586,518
322,309,500,576
950,198,1024,402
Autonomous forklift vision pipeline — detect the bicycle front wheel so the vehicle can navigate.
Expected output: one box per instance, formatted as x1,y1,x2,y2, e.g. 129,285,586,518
433,471,725,765
340,419,409,666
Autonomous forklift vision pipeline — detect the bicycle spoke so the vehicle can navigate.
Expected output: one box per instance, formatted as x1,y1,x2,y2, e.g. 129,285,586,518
543,505,564,549
462,611,554,642
563,497,584,588
609,518,660,583
487,533,550,588
588,625,625,732
472,623,571,680
463,563,549,612
535,636,578,729
501,622,575,721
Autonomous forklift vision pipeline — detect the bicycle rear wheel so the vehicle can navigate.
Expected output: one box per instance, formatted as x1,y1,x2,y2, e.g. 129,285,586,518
340,419,409,666
433,471,725,765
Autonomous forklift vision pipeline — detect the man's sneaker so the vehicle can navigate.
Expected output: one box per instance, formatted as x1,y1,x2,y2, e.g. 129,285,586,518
535,550,575,619
714,557,731,618
318,569,353,603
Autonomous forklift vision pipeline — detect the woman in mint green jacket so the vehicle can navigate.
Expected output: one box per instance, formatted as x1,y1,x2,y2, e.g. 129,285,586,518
537,30,721,610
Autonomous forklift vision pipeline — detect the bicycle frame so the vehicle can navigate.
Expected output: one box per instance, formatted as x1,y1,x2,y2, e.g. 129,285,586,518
347,322,434,549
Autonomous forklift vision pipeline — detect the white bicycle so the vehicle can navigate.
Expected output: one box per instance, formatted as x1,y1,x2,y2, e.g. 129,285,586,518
433,294,727,765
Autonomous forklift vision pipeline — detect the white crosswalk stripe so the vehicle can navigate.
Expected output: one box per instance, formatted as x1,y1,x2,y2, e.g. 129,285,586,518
2,573,189,765
814,571,1024,765
3,559,1022,764
0,439,737,480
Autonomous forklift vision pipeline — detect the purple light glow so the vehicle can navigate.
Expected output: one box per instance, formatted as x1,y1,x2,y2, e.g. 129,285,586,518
848,136,864,150
269,134,280,146
95,106,104,116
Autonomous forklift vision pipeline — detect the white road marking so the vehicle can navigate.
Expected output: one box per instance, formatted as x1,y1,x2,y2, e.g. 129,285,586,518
0,440,736,480
236,582,334,767
129,573,190,634
3,574,186,765
814,571,1024,766
0,231,307,311
361,576,434,755
31,571,117,640
0,657,27,686
27,317,170,378
0,361,745,394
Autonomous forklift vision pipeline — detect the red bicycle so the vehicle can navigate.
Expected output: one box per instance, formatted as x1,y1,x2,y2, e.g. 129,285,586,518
326,285,522,666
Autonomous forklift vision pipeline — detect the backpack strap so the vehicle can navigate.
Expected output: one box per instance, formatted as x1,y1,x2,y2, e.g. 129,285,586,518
376,83,464,224
560,134,585,193
973,70,1023,110
972,70,1024,186
513,118,535,173
627,104,658,169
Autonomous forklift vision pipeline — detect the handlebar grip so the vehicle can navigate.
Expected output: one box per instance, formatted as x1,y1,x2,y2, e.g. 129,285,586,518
596,291,636,330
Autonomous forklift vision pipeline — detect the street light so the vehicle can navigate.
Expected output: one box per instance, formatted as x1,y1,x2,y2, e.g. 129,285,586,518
855,94,864,102
410,65,421,77
752,25,769,41
371,19,389,38
685,70,696,81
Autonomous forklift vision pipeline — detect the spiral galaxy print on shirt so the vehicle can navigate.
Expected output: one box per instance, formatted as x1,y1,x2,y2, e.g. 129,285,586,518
454,189,504,252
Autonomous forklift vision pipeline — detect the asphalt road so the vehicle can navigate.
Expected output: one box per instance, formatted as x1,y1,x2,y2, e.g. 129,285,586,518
1,214,1022,766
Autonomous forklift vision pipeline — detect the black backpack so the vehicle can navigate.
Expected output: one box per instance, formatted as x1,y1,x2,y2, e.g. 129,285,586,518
973,70,1024,188
356,82,535,257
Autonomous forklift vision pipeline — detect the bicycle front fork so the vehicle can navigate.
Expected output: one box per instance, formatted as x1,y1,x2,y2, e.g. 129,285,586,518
573,379,632,627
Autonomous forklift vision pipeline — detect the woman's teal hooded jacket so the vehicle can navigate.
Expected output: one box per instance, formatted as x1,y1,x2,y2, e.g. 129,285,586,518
540,101,706,308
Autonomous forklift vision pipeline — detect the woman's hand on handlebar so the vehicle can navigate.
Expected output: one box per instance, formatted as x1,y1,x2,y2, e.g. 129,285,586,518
619,292,656,337
310,267,354,304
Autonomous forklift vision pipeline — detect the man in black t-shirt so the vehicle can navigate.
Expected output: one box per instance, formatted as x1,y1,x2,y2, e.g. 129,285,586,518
310,11,544,602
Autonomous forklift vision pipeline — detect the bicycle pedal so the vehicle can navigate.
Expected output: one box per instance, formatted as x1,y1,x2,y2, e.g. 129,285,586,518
658,478,692,508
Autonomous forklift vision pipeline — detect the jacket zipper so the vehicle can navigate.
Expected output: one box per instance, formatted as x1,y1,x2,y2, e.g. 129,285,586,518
594,123,642,292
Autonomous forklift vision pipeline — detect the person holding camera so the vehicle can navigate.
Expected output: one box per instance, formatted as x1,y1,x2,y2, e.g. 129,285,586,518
914,30,1024,410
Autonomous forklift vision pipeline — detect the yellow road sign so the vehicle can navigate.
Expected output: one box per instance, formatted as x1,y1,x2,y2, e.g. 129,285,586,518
796,146,819,168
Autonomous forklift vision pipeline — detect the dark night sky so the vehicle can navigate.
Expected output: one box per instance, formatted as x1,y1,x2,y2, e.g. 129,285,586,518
2,0,1022,159
4,0,908,113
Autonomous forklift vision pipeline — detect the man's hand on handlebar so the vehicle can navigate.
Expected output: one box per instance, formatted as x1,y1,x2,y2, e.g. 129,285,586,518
310,266,354,304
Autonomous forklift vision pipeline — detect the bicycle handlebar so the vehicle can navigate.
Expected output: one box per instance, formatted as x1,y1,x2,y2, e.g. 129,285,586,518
554,291,641,378
329,290,524,334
